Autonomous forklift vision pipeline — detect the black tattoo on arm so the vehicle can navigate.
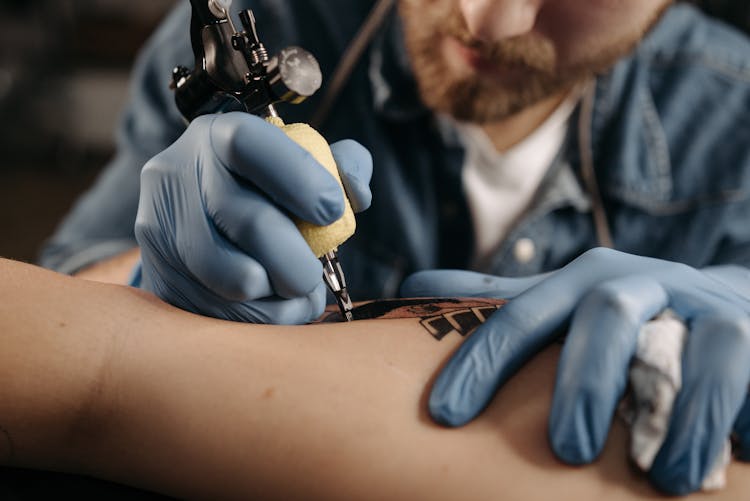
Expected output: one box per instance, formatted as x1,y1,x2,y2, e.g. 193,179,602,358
420,305,501,340
318,297,505,341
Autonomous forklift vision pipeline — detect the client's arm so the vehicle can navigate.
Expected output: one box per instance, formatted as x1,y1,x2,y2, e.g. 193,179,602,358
0,258,747,500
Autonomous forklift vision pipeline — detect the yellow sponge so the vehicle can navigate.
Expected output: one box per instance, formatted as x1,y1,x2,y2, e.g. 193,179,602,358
266,116,355,258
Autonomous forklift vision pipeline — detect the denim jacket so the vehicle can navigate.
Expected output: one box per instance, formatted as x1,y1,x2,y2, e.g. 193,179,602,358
40,2,750,301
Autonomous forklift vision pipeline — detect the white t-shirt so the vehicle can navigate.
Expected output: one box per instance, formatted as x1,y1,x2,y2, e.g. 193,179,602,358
452,94,580,264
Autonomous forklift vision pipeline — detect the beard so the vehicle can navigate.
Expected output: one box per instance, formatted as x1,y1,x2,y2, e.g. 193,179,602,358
399,1,661,123
408,32,569,123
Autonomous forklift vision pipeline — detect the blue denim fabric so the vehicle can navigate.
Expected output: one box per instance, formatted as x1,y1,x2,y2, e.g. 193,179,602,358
40,2,750,302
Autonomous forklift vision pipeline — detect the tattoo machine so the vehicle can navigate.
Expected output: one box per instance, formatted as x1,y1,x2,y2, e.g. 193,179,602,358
171,0,355,321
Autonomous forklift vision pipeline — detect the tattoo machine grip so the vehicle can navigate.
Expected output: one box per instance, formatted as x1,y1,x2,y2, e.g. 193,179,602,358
265,116,356,256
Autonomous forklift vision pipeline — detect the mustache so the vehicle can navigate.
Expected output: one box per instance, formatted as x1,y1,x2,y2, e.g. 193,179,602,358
438,10,556,72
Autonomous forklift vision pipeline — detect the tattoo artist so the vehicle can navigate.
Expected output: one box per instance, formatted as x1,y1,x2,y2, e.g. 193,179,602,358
40,0,750,494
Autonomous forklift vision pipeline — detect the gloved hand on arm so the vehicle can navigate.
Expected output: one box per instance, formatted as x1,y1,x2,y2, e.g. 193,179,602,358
134,112,372,324
401,248,750,495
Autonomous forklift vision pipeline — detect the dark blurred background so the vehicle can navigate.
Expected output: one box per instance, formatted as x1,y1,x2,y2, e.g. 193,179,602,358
0,0,177,263
0,0,749,265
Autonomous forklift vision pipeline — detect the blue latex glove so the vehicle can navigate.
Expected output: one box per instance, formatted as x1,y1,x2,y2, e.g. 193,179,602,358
135,112,372,324
401,248,750,495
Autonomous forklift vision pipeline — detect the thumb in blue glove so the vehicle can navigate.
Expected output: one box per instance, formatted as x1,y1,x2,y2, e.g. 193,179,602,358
135,112,372,323
401,248,750,495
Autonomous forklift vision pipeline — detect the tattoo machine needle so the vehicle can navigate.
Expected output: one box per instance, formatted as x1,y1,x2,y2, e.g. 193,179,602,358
321,251,354,321
171,0,356,321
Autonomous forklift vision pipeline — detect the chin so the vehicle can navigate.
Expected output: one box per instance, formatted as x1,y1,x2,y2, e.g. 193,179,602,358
413,38,570,123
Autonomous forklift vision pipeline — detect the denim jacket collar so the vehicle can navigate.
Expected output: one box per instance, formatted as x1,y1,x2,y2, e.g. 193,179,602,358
590,4,750,213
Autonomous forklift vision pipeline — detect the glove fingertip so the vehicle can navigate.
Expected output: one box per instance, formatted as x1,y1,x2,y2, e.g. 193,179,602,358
648,464,701,496
342,175,372,213
307,181,346,225
427,351,486,427
330,139,373,180
648,433,719,495
547,396,602,466
330,139,373,214
276,286,326,325
428,388,475,427
271,260,323,300
309,283,327,320
548,432,597,466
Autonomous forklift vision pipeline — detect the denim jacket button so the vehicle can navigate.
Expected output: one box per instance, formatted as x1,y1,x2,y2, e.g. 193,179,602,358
513,238,536,264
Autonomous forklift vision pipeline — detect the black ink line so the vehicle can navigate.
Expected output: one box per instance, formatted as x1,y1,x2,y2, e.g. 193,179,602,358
316,298,504,341
421,316,458,341
421,305,501,341
319,297,467,323
473,307,498,322
351,298,466,321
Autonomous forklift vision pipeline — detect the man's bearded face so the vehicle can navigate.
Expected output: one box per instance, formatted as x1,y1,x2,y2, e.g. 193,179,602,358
398,0,672,123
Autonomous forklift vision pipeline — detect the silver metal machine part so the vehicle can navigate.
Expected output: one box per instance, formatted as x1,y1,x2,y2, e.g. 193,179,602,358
208,0,231,19
321,250,354,322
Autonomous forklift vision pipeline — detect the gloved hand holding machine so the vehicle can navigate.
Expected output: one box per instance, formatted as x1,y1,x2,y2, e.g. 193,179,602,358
135,0,371,322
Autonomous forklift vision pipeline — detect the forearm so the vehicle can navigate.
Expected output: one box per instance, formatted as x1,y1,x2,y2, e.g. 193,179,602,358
2,260,749,499
0,263,495,497
66,292,750,500
82,312,750,501
79,303,466,499
0,259,128,469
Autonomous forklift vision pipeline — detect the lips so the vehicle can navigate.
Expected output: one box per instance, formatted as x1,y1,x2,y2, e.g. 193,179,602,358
449,36,491,71
445,36,533,81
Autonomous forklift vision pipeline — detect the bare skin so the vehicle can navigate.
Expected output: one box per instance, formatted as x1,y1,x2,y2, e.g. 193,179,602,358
1,259,748,499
